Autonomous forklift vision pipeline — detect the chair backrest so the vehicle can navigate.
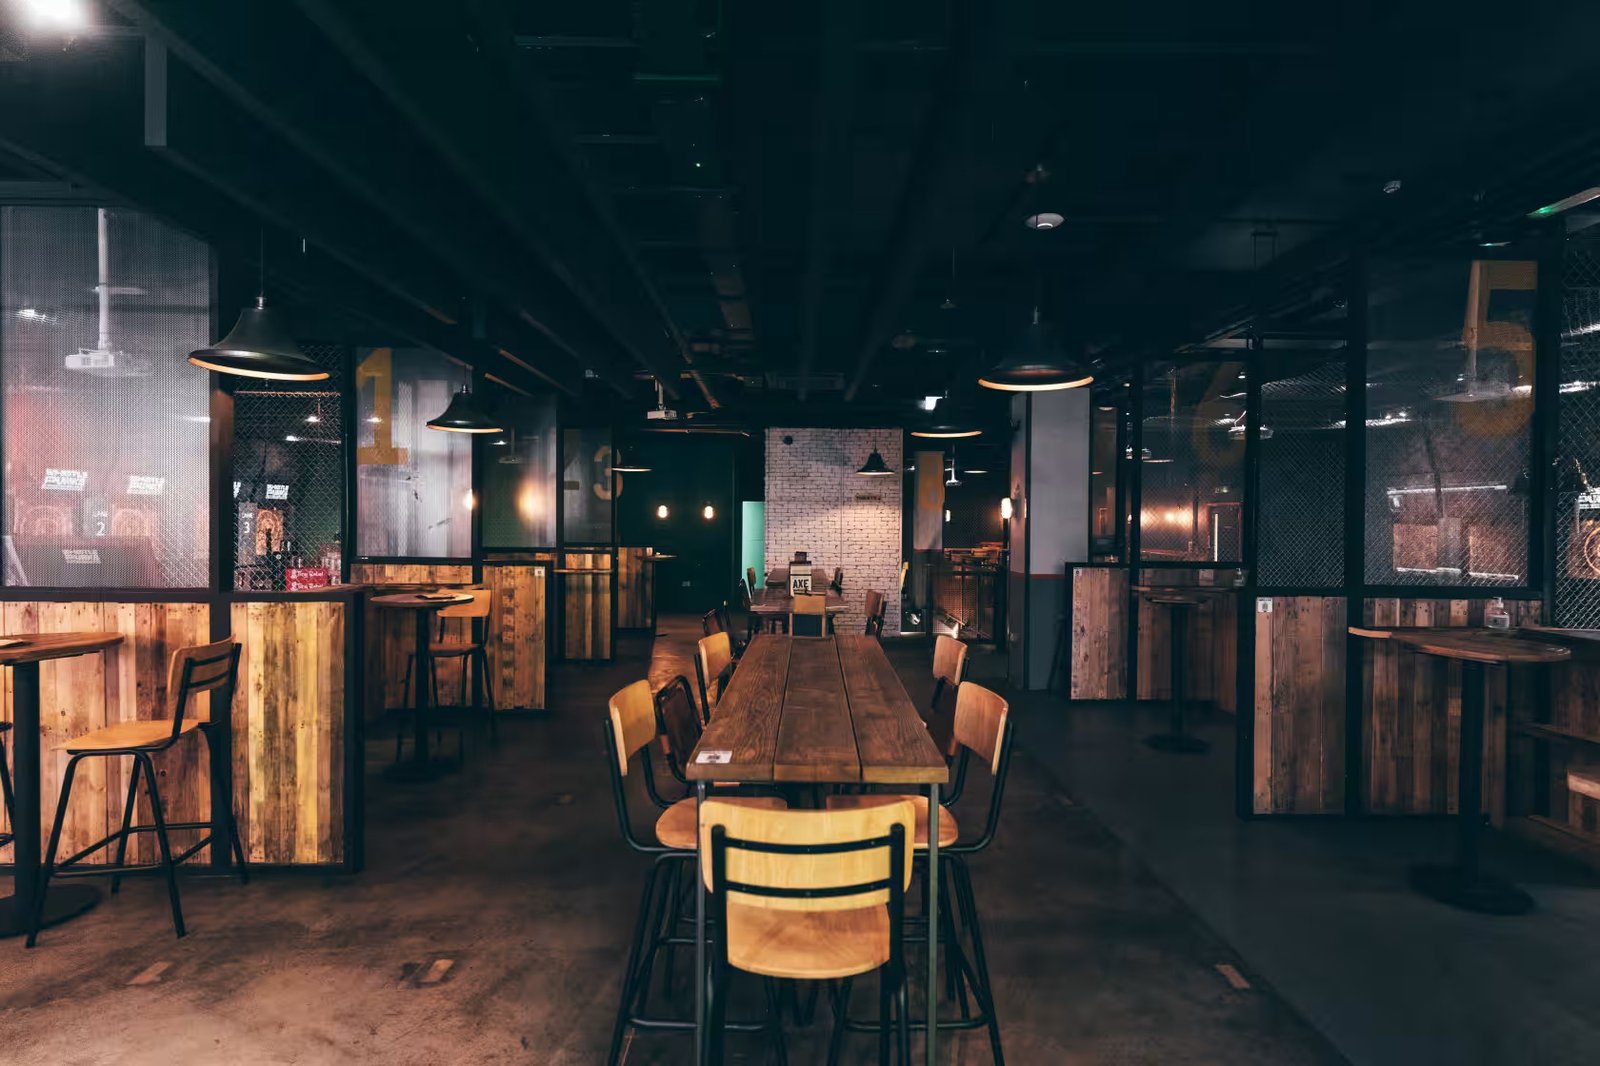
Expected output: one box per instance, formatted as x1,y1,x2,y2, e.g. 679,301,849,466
953,681,1008,773
697,631,734,712
746,566,759,593
897,560,909,595
863,589,886,636
716,600,737,635
606,679,657,777
654,675,703,780
168,639,240,737
738,579,753,611
702,608,725,638
830,567,844,592
789,593,828,637
437,586,492,620
932,634,968,686
699,800,914,912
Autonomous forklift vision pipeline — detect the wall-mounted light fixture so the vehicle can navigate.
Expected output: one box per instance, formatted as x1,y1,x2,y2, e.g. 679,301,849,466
702,503,716,520
1000,497,1013,521
656,504,670,520
944,508,952,523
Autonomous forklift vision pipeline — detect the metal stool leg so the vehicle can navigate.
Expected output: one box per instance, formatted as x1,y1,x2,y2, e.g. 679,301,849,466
0,733,15,828
109,756,143,895
28,754,82,947
608,861,664,1066
138,753,186,939
955,859,1004,1065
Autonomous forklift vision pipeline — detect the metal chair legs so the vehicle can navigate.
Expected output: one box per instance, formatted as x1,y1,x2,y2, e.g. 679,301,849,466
0,729,15,848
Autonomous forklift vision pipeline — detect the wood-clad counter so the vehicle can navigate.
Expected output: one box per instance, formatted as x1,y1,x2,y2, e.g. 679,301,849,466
0,591,361,869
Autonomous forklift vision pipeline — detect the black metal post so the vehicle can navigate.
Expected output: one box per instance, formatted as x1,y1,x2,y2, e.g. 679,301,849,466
1343,259,1369,815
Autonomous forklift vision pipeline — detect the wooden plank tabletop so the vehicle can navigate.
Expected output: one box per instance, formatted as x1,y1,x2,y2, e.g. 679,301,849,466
687,635,948,786
1391,629,1570,665
774,638,859,782
0,631,122,665
749,589,847,616
689,635,789,781
835,635,947,784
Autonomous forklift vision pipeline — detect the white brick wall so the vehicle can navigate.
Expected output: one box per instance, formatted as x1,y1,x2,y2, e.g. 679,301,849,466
765,428,902,634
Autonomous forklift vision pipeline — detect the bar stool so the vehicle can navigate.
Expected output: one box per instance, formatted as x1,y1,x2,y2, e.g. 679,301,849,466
1140,592,1209,753
700,799,916,1065
864,590,887,638
397,587,496,761
695,632,735,720
829,681,1013,1064
603,680,780,1066
0,722,15,849
925,634,969,757
30,640,248,945
790,592,829,637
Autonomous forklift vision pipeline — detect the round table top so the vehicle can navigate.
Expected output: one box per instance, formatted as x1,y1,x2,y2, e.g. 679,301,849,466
1132,584,1240,597
0,632,124,665
371,592,473,610
1392,629,1571,666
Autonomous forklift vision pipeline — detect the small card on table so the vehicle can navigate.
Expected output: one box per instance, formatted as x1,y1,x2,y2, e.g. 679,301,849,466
695,750,733,765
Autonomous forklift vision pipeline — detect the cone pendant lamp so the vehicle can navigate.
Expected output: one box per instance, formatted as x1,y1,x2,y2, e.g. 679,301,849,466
979,307,1093,392
189,296,329,382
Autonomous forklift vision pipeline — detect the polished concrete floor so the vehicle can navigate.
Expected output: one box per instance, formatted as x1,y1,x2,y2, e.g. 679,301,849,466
0,618,1342,1065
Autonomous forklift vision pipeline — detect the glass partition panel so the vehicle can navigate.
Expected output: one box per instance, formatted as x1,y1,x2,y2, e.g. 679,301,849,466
561,426,614,545
1556,235,1600,625
354,347,472,558
1365,258,1534,586
1,206,212,588
1138,361,1246,563
482,393,558,549
1257,355,1346,588
1089,398,1120,559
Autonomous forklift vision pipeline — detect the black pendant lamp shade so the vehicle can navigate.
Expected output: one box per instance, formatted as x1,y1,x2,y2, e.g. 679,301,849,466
610,446,651,473
979,308,1093,392
426,386,502,434
910,423,982,439
856,448,895,476
188,297,329,382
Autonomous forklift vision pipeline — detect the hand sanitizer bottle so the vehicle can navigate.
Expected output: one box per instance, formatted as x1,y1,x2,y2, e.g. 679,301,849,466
1485,597,1510,630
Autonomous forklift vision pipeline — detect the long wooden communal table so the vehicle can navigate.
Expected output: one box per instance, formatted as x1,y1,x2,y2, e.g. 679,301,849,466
686,634,949,1065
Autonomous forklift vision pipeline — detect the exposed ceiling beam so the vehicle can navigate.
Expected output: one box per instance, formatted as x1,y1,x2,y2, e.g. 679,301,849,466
515,34,1318,57
843,0,1011,401
795,0,855,402
293,0,695,402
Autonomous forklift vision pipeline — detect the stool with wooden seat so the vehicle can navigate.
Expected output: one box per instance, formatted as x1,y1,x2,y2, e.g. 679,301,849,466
700,798,916,1065
604,680,781,1065
695,632,735,720
829,681,1013,1063
397,587,496,762
790,592,830,638
29,640,247,946
924,634,969,757
864,589,887,638
0,722,15,850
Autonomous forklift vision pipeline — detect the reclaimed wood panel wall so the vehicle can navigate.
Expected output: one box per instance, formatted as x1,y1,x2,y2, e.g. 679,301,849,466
562,552,613,660
232,600,346,865
351,562,473,722
617,547,654,629
482,564,547,710
1253,596,1346,814
1136,570,1237,712
1361,596,1539,818
1069,566,1128,699
0,601,210,864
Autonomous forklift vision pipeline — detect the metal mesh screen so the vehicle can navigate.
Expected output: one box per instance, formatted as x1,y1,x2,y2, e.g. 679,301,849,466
1364,258,1534,586
562,426,614,545
1138,361,1245,562
232,344,346,590
1555,235,1600,626
1257,356,1346,587
1,206,212,588
354,347,472,557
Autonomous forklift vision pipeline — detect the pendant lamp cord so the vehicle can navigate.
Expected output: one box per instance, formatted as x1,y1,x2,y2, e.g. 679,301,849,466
257,228,266,310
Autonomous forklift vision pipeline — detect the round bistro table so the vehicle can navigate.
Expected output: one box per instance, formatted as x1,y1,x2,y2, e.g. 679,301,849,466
374,592,474,784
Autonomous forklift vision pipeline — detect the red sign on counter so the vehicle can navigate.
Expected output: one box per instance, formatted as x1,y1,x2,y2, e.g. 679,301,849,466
285,567,331,591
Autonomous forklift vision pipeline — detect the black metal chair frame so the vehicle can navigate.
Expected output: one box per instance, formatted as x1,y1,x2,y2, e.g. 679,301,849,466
0,722,15,850
602,702,765,1065
29,643,248,946
694,639,737,724
395,608,497,764
706,821,912,1066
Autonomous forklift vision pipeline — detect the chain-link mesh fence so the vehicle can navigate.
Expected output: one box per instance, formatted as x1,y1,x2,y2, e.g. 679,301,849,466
232,344,346,590
1257,356,1346,587
1555,235,1600,626
1138,361,1246,562
1363,258,1534,587
1,206,212,588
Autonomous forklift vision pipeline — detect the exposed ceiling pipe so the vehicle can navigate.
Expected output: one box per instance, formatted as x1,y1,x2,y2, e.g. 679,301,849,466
843,0,1009,402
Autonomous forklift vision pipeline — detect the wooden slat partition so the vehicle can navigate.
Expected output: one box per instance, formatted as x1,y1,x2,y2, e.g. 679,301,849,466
0,601,210,865
232,599,346,864
351,562,473,721
561,552,612,660
617,547,654,629
1070,566,1128,699
482,563,547,710
1253,596,1346,814
1136,570,1237,712
1360,597,1539,817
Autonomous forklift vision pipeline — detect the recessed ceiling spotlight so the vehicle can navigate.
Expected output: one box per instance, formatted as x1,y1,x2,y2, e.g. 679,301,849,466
1025,212,1065,231
21,0,88,30
1382,179,1403,195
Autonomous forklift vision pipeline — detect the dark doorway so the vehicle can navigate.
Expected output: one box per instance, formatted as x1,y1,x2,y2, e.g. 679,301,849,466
615,434,741,615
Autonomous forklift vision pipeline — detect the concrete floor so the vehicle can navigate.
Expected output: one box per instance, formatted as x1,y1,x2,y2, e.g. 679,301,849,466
0,618,1342,1065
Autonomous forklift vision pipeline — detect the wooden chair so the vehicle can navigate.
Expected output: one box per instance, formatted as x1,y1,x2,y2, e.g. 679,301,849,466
397,587,496,761
716,600,747,656
790,593,829,638
603,681,781,1065
864,589,887,638
700,799,916,1065
828,681,1012,1062
926,634,970,756
30,640,248,945
830,567,845,594
746,566,760,595
0,722,15,851
696,632,736,719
